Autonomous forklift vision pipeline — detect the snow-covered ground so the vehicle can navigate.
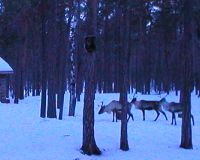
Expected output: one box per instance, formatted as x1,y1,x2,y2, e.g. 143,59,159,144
0,92,199,160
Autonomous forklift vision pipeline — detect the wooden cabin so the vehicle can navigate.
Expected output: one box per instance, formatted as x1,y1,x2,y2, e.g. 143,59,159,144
0,57,13,103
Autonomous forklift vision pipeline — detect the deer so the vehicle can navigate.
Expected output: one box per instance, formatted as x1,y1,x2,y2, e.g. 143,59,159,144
160,98,194,126
131,98,168,121
98,100,134,122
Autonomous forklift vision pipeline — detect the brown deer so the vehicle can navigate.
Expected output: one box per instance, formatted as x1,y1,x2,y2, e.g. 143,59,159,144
131,98,168,121
98,100,134,122
160,98,194,125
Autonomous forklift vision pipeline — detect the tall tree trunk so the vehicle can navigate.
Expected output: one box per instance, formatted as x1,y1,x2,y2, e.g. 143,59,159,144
119,1,129,151
19,69,24,99
14,46,20,104
68,16,77,116
67,1,77,117
47,0,57,119
75,0,83,101
114,4,121,93
57,0,71,120
81,0,101,155
40,0,47,118
180,0,193,149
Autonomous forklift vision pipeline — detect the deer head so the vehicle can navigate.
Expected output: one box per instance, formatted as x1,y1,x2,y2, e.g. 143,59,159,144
98,102,105,114
131,97,137,103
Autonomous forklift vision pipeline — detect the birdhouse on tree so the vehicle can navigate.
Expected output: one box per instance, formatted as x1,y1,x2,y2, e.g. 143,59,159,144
85,36,96,53
0,57,13,103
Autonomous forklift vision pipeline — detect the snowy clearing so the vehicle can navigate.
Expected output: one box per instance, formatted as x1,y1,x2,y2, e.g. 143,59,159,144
0,92,200,160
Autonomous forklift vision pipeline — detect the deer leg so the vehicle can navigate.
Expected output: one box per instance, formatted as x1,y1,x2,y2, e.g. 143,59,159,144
127,114,130,122
172,112,176,125
154,110,160,121
191,114,194,126
142,109,145,121
160,110,168,121
171,113,174,125
130,113,134,121
115,111,118,122
112,111,115,122
127,113,134,122
112,109,118,122
174,113,177,125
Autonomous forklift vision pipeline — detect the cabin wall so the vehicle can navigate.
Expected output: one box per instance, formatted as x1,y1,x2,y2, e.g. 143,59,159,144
0,75,8,100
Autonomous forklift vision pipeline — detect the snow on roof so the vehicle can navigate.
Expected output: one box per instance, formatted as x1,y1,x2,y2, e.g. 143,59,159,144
0,57,13,74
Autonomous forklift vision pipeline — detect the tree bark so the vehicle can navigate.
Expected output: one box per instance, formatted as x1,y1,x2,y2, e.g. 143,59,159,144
119,0,129,151
75,0,82,102
57,0,71,120
47,0,57,119
68,32,76,116
40,0,47,118
180,0,193,149
81,0,101,155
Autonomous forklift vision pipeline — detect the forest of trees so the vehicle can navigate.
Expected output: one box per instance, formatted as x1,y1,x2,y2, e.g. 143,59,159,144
0,0,200,155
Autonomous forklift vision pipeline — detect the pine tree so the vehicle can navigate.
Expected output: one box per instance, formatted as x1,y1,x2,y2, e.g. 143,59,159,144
81,0,101,155
180,0,193,149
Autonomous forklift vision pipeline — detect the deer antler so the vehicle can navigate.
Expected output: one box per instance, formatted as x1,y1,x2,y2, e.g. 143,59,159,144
132,90,138,99
98,101,103,107
133,90,136,97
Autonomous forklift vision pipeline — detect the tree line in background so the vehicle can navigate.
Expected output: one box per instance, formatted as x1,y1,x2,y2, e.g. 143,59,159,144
0,0,200,155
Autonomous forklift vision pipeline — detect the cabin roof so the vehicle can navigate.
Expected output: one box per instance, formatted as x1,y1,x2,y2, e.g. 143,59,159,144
0,57,13,74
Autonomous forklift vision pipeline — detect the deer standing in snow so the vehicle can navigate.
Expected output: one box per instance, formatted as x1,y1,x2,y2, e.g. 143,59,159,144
160,98,194,125
131,98,168,121
98,100,134,122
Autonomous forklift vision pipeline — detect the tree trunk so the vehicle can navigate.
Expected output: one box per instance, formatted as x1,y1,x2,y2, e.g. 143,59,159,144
40,0,48,118
81,0,101,155
75,0,82,101
119,1,129,151
57,0,71,120
47,0,57,119
81,57,101,155
120,91,129,151
68,65,76,116
69,28,77,116
180,0,193,149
